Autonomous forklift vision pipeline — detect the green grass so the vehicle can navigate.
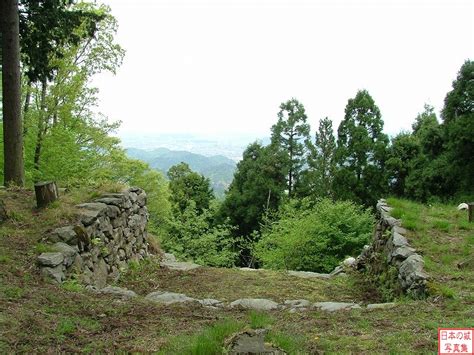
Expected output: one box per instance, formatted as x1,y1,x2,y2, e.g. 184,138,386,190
1,189,473,353
157,319,243,354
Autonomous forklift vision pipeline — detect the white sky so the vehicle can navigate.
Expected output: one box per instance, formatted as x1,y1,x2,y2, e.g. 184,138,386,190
93,0,474,138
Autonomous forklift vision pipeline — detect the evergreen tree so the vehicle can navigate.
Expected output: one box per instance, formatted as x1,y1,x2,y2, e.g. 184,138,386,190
335,89,389,206
302,117,336,198
270,98,311,197
220,142,286,239
167,162,214,215
441,59,474,197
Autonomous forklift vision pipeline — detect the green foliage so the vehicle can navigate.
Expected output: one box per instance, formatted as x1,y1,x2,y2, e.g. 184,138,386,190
270,98,311,197
167,162,214,215
335,89,389,207
220,142,286,238
163,200,238,267
255,198,374,273
301,117,337,198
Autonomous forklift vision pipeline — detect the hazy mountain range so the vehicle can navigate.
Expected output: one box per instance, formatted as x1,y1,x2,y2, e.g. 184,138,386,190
126,147,236,197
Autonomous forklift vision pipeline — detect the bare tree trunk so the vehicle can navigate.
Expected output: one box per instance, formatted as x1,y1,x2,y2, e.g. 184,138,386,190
1,0,25,186
33,79,47,176
22,80,32,135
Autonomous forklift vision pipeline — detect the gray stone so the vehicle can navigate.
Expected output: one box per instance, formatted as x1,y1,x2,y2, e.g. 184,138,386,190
95,197,124,207
137,192,147,207
313,302,361,312
71,254,84,272
76,203,108,225
391,232,408,248
330,265,345,276
98,286,137,299
399,254,429,289
343,257,356,267
288,270,331,279
91,259,108,289
106,205,121,218
161,260,201,271
41,265,65,283
37,252,64,267
226,329,286,355
367,302,396,310
145,291,197,305
390,245,416,264
49,226,77,245
284,299,311,309
230,298,279,311
52,242,78,267
393,226,407,235
199,299,224,308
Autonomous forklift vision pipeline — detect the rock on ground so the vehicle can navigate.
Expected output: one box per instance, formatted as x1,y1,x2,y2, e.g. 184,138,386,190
367,303,396,310
230,298,279,311
145,291,197,305
94,286,137,299
313,302,361,312
161,260,201,271
226,329,287,355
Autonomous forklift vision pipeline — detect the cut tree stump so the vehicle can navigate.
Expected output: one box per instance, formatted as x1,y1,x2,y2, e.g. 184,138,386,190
35,181,59,208
469,203,474,223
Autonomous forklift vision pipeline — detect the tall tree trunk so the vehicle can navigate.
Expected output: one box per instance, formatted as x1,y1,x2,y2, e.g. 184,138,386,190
33,79,47,176
1,0,25,186
22,80,32,135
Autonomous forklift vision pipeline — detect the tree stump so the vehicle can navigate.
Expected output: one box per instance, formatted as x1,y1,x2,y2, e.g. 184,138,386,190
469,203,474,223
35,181,59,208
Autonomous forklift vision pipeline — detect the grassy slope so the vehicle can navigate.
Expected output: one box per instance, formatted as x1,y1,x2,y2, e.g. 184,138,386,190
1,190,472,353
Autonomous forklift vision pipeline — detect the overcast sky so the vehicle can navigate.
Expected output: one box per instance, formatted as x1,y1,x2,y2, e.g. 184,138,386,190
93,0,473,138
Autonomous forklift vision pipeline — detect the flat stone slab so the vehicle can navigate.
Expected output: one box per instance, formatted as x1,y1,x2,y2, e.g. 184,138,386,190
367,302,396,310
98,286,137,299
313,302,361,312
145,291,197,305
199,298,224,308
230,298,279,311
226,329,286,354
284,299,311,308
288,270,331,279
37,252,64,267
161,260,201,271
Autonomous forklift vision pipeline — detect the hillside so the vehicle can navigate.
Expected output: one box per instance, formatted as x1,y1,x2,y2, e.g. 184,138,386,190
126,147,236,197
0,188,472,353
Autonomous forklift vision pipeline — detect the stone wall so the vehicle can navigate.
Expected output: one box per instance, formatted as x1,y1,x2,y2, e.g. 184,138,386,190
37,187,149,288
354,199,429,298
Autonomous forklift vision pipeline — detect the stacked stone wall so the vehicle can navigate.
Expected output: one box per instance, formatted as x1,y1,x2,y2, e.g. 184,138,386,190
37,187,148,288
355,199,429,298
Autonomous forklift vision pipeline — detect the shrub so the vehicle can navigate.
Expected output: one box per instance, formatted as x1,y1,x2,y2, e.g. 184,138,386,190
254,198,374,273
162,201,238,267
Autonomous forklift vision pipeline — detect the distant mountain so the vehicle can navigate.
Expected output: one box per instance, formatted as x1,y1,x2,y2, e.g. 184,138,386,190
126,147,236,198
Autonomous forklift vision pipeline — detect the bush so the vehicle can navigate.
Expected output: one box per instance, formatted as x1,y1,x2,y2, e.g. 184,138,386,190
162,201,238,267
254,198,374,273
